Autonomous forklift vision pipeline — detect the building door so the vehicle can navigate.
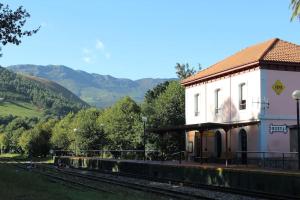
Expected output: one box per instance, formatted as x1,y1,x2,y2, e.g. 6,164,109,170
239,129,247,164
215,131,222,158
195,132,202,158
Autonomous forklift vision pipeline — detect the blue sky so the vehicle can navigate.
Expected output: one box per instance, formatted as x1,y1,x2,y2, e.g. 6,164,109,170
1,0,300,79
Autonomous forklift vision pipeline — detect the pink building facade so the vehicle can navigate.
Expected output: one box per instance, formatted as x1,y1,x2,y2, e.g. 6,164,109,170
181,38,300,159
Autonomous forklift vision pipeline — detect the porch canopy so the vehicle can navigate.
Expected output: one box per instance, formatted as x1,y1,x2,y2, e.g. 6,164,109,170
147,120,260,134
147,120,260,162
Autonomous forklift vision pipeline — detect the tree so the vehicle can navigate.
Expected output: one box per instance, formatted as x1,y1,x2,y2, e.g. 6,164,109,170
1,116,38,153
98,96,142,151
142,81,185,155
144,81,170,103
71,108,104,151
51,113,75,150
152,81,185,127
175,63,201,80
19,119,57,157
290,0,300,21
0,3,40,56
0,133,9,153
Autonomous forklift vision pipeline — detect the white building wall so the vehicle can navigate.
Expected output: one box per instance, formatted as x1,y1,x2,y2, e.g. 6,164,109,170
185,68,261,125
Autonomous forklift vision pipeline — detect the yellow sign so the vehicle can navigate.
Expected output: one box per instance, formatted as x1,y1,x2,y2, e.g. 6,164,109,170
203,131,215,137
272,80,285,95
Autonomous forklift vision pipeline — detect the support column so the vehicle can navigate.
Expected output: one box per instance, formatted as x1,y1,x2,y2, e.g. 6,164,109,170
200,131,203,163
225,129,229,166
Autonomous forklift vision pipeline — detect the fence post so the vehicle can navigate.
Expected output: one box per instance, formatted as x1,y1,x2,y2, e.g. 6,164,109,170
263,152,265,168
179,152,182,164
282,153,285,169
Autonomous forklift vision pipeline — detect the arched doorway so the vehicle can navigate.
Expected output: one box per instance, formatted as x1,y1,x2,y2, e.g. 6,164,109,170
215,131,222,158
239,129,247,164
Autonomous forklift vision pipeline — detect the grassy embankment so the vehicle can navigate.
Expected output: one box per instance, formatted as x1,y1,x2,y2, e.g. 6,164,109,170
0,101,43,117
0,154,165,200
0,153,53,163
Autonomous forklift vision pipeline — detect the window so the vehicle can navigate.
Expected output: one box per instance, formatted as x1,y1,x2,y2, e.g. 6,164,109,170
194,93,199,116
239,83,246,110
215,89,220,114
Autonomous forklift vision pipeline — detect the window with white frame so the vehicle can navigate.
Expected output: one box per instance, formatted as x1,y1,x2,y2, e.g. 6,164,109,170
194,93,199,116
239,83,246,110
215,89,221,114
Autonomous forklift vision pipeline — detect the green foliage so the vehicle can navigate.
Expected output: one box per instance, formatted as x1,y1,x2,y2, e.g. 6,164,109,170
144,81,170,103
0,116,38,153
72,108,104,151
0,134,9,153
0,101,43,118
290,0,300,21
142,81,185,154
175,63,200,80
0,115,16,126
0,3,39,56
51,108,107,152
19,119,57,157
99,96,142,150
143,81,185,128
0,67,88,117
9,65,172,108
51,113,74,150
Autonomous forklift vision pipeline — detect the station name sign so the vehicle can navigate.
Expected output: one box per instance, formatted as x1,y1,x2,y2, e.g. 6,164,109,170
269,124,287,134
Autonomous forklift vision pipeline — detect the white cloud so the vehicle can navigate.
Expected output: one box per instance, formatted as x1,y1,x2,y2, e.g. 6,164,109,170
81,39,111,64
83,56,92,63
96,40,105,50
105,53,111,59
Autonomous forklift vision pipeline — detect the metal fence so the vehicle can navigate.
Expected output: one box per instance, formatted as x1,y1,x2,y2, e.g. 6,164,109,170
53,150,299,170
233,151,299,170
192,151,299,170
53,150,163,160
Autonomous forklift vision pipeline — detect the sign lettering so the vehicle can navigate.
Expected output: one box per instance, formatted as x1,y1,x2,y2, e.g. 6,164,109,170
269,124,287,134
272,80,285,95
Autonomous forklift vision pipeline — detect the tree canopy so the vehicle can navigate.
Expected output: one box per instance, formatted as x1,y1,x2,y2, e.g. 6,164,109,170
142,81,185,154
99,96,142,150
290,0,300,21
175,63,201,80
0,3,39,56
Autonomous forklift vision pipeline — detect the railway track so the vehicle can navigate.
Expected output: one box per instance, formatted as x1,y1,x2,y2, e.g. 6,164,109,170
13,162,215,200
11,160,300,200
41,162,299,200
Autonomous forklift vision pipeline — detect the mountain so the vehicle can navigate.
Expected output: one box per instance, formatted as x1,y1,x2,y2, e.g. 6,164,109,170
8,65,174,107
0,66,88,117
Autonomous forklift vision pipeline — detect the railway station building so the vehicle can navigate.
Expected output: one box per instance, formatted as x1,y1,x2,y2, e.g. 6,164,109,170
180,38,300,162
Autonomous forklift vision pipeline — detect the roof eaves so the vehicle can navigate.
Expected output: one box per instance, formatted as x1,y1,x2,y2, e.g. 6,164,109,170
181,61,260,86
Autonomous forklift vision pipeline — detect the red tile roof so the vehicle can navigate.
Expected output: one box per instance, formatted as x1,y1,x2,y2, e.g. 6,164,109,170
181,38,300,86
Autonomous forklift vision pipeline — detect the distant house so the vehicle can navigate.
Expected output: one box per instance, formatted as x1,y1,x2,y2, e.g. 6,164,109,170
181,38,300,160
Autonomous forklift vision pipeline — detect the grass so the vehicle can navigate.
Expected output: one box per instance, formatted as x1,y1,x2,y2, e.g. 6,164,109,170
0,164,113,200
0,156,167,200
0,153,54,163
0,101,43,117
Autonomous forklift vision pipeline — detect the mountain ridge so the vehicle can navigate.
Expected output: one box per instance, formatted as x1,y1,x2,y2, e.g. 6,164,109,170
0,66,88,117
8,64,175,107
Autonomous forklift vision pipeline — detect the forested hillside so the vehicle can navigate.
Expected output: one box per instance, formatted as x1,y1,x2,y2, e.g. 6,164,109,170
8,65,174,107
0,67,88,117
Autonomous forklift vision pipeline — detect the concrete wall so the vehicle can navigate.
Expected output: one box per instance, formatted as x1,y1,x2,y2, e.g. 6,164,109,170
55,156,300,198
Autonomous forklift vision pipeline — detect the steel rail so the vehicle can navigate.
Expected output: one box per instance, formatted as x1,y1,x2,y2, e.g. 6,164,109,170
45,163,299,200
14,162,214,200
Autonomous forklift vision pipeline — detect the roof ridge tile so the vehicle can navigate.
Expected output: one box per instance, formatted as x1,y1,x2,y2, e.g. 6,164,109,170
182,38,300,86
